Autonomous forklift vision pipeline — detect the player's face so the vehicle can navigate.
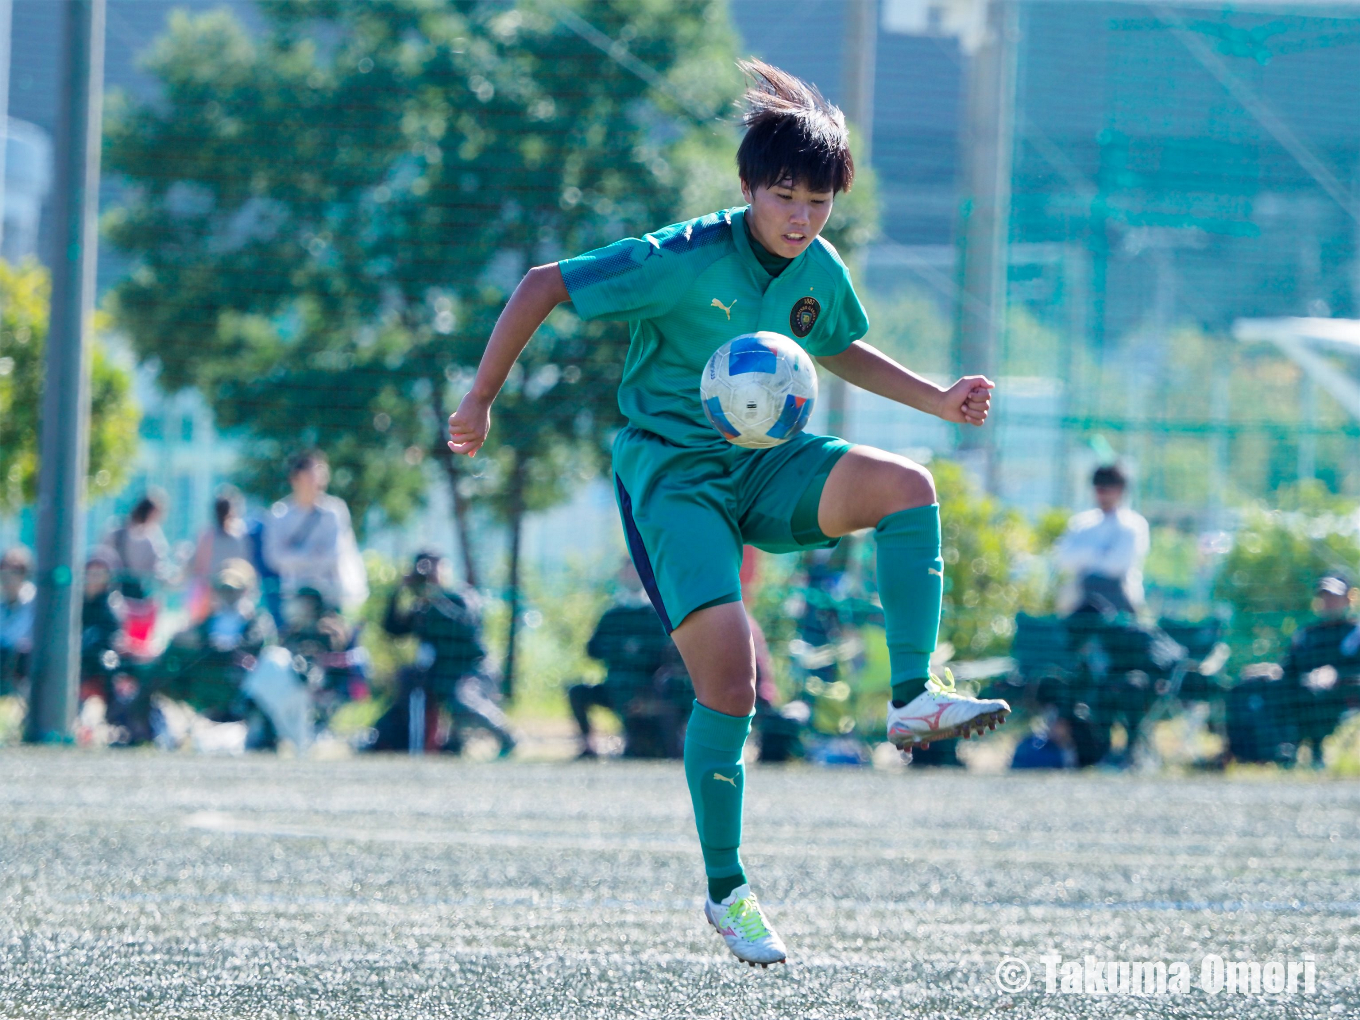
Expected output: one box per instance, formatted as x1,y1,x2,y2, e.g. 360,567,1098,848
741,177,834,259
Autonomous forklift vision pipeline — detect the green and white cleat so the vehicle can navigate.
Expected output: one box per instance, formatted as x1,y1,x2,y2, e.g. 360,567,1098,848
704,884,787,967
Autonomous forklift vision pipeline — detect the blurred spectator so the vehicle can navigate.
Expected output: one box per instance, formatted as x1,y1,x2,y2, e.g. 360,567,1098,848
190,486,253,621
161,559,276,722
109,492,173,599
282,587,349,656
1055,464,1149,617
282,586,369,721
108,493,174,658
79,553,124,702
81,553,151,745
1281,574,1360,766
569,562,673,758
373,551,514,755
1284,575,1360,675
263,451,368,613
0,545,35,695
1010,710,1079,770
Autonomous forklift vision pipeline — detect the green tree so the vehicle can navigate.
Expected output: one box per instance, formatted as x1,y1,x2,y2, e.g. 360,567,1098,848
0,259,139,512
1212,496,1360,666
933,459,1047,658
105,0,741,692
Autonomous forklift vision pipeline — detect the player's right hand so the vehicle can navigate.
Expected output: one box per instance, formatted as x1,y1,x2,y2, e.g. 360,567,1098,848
448,393,491,457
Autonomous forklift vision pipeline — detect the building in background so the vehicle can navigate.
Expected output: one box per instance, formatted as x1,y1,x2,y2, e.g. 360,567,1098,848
1,117,49,262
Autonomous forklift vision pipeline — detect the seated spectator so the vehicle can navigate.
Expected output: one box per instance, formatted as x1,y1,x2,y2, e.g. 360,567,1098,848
1011,710,1079,770
1281,574,1360,766
282,587,349,655
1285,575,1360,676
373,551,514,756
161,559,276,721
80,553,124,702
281,587,368,720
1055,464,1149,618
569,563,673,758
108,492,175,658
0,546,35,696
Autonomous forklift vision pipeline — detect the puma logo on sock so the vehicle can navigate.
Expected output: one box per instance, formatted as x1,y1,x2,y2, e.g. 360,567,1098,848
712,772,738,788
928,567,943,577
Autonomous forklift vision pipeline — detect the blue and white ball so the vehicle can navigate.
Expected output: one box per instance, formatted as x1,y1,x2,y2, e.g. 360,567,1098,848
700,331,818,449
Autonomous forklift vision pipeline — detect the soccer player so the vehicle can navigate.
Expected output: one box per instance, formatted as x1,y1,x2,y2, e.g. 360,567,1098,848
448,60,1010,966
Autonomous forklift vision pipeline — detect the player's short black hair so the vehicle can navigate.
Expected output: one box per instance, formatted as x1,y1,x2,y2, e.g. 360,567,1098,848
735,58,854,194
1092,464,1127,489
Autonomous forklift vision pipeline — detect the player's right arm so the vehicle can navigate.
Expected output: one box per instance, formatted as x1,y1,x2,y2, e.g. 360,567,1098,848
447,264,570,457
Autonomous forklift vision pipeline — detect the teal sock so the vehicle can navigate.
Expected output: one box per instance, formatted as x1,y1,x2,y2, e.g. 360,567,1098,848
683,700,752,902
876,505,943,706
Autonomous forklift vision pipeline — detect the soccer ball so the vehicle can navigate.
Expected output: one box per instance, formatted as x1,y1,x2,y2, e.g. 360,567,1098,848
700,331,818,449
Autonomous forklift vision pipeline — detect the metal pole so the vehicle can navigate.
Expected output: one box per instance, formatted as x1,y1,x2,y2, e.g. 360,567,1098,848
842,0,876,165
954,0,1017,491
830,0,877,440
0,0,12,254
25,0,104,744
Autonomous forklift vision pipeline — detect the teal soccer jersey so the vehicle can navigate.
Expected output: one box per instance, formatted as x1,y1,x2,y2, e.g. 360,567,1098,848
559,206,869,450
558,206,868,630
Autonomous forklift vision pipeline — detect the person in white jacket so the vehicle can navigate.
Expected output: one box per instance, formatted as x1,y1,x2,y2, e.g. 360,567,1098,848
263,451,368,613
1055,464,1149,617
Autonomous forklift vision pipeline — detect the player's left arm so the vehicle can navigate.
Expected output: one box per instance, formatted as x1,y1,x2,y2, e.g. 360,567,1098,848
815,341,993,426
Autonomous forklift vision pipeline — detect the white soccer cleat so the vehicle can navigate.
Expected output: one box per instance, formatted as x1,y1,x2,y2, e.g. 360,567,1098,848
704,884,787,967
887,671,1010,749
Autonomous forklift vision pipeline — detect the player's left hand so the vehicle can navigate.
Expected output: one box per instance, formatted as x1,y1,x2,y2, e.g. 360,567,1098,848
937,375,994,426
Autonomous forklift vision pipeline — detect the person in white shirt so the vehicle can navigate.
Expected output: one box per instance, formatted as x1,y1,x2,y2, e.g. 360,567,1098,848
1055,464,1150,617
263,451,368,613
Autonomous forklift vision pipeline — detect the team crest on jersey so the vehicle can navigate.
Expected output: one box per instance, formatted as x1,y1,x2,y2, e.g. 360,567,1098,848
790,296,820,338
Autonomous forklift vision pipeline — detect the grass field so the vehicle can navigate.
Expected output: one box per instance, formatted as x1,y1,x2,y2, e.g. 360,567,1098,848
2,748,1358,1018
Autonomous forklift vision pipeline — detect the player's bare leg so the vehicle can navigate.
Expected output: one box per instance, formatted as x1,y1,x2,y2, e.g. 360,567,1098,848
671,603,787,966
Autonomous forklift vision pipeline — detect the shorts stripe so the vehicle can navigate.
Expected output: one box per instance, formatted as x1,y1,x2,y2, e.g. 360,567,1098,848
614,475,674,633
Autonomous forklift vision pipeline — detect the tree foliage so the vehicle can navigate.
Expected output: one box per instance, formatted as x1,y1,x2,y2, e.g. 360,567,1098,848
1212,492,1360,665
105,0,744,559
933,458,1049,657
0,259,140,513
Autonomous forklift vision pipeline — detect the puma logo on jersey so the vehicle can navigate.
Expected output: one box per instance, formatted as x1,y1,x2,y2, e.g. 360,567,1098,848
928,567,943,577
712,771,739,788
711,298,736,320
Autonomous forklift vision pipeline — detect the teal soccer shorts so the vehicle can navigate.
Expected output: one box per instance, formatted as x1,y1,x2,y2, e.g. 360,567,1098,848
612,425,852,632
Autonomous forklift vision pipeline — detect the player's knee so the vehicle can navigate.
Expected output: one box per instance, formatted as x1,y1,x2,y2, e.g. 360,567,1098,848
712,673,757,716
884,460,935,514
